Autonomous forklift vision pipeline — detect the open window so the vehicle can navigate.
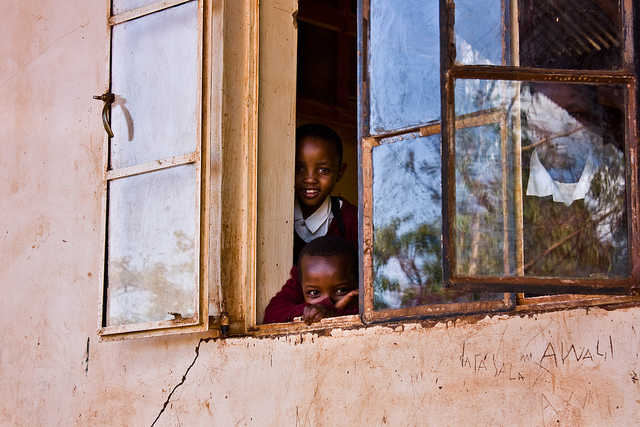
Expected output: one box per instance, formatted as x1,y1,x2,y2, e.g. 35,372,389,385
98,0,222,340
254,0,359,327
360,0,639,324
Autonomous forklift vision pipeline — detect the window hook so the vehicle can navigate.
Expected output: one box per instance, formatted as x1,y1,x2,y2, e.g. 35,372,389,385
93,92,115,138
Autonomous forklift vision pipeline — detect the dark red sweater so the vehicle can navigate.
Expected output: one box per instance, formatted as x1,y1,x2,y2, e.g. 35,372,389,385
329,197,358,249
264,197,359,324
263,266,359,324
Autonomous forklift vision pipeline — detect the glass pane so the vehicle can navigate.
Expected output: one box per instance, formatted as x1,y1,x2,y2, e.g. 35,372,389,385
106,164,198,326
368,0,440,134
113,0,182,15
372,132,502,309
454,79,628,278
519,0,622,70
110,1,198,169
455,0,506,65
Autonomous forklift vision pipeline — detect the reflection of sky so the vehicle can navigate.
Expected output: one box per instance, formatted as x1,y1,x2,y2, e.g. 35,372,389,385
454,0,503,65
368,0,504,133
369,0,440,133
372,134,442,304
372,134,441,232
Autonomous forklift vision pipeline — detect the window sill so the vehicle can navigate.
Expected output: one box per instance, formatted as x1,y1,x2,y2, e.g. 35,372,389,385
221,295,640,339
515,294,640,313
245,314,362,337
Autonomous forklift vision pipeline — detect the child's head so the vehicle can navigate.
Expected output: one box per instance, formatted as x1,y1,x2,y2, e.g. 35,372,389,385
298,235,358,306
295,124,347,218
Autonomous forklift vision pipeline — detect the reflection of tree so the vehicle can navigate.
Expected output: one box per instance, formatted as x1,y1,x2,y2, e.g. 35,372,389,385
518,84,628,278
522,143,627,277
453,82,628,279
108,230,196,326
373,216,491,309
373,216,442,308
455,125,508,276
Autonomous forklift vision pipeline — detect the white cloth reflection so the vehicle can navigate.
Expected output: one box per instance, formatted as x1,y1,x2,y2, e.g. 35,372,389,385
526,150,596,206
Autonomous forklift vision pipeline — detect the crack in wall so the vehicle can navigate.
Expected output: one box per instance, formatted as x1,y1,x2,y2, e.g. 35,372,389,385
151,338,213,426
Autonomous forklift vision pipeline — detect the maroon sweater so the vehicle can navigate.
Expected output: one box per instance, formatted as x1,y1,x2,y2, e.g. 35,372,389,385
264,197,359,324
329,197,358,249
263,266,359,324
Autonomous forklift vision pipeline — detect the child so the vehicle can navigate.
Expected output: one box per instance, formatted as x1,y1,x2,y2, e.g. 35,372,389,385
293,123,358,264
263,236,359,324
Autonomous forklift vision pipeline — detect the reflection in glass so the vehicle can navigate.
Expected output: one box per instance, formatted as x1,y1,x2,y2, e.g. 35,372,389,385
368,0,440,134
519,0,622,70
452,0,622,70
110,1,198,169
454,0,505,66
372,133,502,309
454,79,628,278
106,164,198,326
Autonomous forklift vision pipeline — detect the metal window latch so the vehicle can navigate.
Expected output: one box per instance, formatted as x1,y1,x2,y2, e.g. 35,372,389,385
93,92,115,138
169,312,185,323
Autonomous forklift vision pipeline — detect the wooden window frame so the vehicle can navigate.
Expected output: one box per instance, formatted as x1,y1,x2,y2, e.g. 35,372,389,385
96,0,640,340
228,0,640,337
98,0,223,341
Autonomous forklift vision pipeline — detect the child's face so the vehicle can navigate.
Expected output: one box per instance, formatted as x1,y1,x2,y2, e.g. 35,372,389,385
295,137,346,218
300,255,357,305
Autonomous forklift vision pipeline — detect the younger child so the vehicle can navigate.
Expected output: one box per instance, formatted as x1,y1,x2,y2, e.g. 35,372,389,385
263,235,359,324
293,123,358,264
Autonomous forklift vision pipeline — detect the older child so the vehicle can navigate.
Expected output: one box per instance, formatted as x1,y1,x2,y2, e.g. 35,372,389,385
293,123,358,264
263,236,359,324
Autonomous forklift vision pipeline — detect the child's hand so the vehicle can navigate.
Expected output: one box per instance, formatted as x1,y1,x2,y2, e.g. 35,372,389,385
302,304,336,325
334,289,359,310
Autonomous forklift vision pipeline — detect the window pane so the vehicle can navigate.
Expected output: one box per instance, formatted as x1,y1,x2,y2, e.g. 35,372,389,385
454,79,628,278
454,0,506,65
372,132,502,309
368,0,440,134
110,1,198,169
520,0,622,70
106,164,198,326
112,0,176,15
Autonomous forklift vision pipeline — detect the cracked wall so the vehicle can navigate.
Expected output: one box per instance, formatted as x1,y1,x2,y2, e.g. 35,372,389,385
2,1,640,426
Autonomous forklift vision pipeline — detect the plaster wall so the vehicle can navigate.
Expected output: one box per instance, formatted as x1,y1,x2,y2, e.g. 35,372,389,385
2,1,640,426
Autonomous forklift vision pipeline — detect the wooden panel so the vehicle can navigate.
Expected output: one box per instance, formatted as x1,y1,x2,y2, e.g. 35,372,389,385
219,0,259,334
255,0,298,325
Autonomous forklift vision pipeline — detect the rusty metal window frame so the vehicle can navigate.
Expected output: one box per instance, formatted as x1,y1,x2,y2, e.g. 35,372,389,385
358,0,514,325
357,0,640,326
441,0,639,296
98,0,218,340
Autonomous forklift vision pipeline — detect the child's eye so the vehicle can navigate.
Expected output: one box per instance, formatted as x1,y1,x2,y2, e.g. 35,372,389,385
295,166,304,173
307,290,319,297
318,167,330,173
335,288,349,295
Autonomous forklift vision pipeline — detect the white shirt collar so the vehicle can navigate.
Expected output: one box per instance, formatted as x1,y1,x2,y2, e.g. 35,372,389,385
526,150,596,206
294,197,334,242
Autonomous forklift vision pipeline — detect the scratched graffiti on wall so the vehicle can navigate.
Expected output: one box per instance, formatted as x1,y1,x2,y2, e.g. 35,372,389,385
455,325,629,424
459,335,615,379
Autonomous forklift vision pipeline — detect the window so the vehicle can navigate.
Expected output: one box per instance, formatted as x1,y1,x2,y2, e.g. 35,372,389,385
96,0,639,338
360,0,639,324
98,0,223,339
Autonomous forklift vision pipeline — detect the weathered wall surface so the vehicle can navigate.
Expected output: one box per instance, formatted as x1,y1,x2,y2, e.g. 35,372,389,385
2,1,640,426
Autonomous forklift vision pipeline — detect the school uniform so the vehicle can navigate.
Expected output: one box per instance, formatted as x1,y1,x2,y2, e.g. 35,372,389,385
262,195,358,324
293,195,358,265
